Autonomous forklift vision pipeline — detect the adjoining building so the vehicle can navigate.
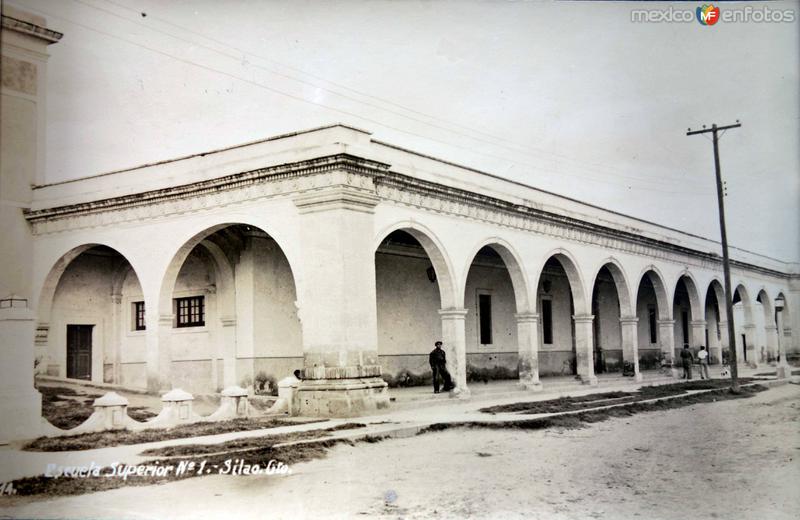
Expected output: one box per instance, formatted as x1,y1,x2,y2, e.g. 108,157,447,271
1,9,797,443
1,6,63,443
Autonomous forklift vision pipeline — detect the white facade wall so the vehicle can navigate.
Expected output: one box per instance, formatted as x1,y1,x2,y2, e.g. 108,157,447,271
247,236,303,387
120,268,146,387
375,252,442,375
536,269,575,375
22,125,798,407
464,263,518,372
593,277,622,371
635,282,661,366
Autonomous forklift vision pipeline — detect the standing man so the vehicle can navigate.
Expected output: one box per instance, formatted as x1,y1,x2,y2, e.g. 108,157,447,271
680,345,694,380
697,346,710,380
429,341,453,394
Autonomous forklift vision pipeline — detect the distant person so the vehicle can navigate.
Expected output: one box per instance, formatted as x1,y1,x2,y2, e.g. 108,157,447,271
293,369,302,380
429,341,453,394
697,346,709,380
680,345,694,380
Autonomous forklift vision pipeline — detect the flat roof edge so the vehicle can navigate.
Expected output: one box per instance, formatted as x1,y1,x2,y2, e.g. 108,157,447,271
33,123,371,189
370,140,795,267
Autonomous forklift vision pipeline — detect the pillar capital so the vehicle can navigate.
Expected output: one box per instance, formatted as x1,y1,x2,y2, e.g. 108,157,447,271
764,325,778,331
514,312,539,323
439,308,469,320
690,320,707,327
743,324,757,331
657,319,676,326
572,314,594,324
294,186,380,215
111,293,123,305
619,316,639,325
158,314,174,326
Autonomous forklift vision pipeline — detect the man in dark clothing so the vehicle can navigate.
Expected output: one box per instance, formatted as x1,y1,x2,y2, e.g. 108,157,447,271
680,345,694,380
429,341,453,393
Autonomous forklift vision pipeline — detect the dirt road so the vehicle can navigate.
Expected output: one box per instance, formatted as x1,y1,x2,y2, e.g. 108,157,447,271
3,383,798,519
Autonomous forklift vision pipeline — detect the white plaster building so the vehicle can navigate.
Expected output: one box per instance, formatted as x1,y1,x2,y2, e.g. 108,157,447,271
21,122,800,413
1,9,798,440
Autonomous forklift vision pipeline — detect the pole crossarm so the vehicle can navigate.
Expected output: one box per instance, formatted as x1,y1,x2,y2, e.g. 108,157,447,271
686,122,742,136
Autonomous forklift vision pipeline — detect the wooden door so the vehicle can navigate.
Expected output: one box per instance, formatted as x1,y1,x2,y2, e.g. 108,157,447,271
67,324,93,380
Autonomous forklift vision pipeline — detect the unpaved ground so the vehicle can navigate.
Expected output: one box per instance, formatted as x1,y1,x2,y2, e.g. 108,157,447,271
2,384,798,520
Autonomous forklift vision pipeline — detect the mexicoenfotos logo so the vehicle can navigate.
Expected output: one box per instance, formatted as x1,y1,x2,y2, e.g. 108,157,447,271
631,3,796,24
696,4,720,26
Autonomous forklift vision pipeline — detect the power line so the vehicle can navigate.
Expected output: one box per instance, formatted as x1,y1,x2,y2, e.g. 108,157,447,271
86,0,714,191
19,1,714,196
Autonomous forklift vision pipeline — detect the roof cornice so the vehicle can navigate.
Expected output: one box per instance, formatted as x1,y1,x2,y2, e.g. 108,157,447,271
24,152,794,280
1,15,63,44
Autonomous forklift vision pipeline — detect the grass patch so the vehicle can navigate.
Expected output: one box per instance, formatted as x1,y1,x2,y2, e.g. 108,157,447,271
140,423,366,457
481,391,634,415
127,407,158,422
754,369,800,377
480,378,757,415
431,384,767,435
38,386,103,430
23,417,318,452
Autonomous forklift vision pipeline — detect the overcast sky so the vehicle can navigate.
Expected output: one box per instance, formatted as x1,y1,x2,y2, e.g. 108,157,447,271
12,0,800,263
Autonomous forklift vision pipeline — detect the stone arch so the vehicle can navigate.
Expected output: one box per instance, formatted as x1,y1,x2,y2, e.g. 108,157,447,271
589,258,634,375
111,263,133,297
703,278,727,363
706,278,726,315
37,244,144,328
155,222,301,392
775,290,791,355
732,282,755,324
732,282,757,365
459,237,532,314
756,288,774,321
757,288,776,360
776,291,790,318
674,270,703,321
195,239,236,314
535,248,592,382
636,265,671,320
534,248,589,316
158,222,296,315
672,271,704,353
589,258,633,317
36,243,145,383
374,220,458,310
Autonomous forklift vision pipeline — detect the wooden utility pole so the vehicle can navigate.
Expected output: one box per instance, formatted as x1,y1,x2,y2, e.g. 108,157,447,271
686,121,742,392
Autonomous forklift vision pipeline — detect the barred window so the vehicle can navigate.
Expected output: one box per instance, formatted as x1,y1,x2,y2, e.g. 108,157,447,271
175,296,205,328
133,301,146,331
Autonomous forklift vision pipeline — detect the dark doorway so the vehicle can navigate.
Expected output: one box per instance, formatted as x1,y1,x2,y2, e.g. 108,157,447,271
681,310,689,346
741,334,747,363
569,292,577,376
67,324,93,380
592,297,605,374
